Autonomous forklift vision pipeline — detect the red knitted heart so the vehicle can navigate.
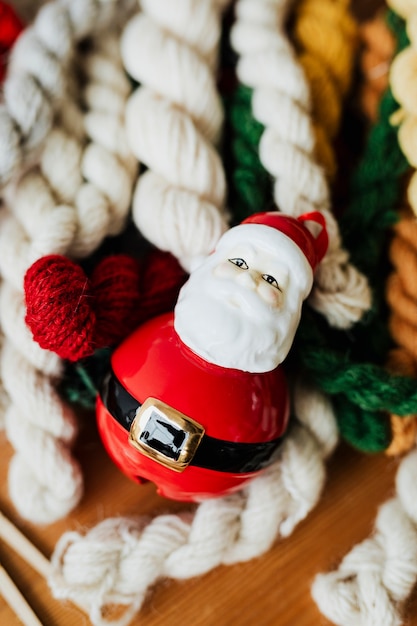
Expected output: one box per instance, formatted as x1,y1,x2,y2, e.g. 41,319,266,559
24,250,187,361
24,255,98,361
138,248,187,325
90,255,142,348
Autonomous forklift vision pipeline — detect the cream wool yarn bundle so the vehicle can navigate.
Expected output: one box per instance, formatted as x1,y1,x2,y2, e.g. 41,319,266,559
0,0,137,523
122,0,231,271
0,0,135,191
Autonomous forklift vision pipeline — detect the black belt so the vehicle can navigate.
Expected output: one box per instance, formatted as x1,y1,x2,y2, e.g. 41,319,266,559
100,371,283,474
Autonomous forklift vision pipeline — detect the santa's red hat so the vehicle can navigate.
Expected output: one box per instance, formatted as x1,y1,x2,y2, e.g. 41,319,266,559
241,211,328,272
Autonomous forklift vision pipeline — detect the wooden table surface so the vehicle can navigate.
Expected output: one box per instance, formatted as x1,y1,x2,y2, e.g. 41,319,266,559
0,413,416,626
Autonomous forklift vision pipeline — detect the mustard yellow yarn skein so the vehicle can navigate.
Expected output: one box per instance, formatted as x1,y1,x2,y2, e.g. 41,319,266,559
292,0,358,179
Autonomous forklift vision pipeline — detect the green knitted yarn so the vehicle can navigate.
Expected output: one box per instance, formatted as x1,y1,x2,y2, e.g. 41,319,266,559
341,12,410,280
332,398,392,453
297,311,417,414
60,348,112,409
226,9,414,453
224,85,272,223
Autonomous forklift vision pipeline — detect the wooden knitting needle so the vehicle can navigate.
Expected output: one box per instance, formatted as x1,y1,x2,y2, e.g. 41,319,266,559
0,511,88,615
0,561,43,626
0,511,50,579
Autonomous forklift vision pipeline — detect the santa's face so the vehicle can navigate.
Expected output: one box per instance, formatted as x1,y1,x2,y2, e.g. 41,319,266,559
174,238,308,373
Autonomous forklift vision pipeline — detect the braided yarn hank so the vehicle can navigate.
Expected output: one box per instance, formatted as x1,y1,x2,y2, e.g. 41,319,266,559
122,0,231,272
225,0,358,220
230,0,371,330
312,448,417,626
386,217,417,365
0,0,134,191
49,381,338,626
0,20,137,523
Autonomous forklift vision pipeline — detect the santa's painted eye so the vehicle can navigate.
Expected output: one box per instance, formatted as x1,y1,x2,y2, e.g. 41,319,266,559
228,258,248,269
262,274,281,291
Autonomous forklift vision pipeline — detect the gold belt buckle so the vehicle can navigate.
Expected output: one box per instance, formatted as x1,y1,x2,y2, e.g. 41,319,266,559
128,397,205,472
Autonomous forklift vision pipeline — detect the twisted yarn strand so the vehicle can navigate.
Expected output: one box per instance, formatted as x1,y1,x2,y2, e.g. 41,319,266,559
225,0,357,220
0,0,134,191
230,0,371,329
0,30,136,524
49,380,338,626
122,0,231,272
384,1,417,453
387,215,417,361
312,448,417,626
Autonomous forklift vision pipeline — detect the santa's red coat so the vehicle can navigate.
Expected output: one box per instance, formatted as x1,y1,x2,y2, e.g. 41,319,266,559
96,312,290,501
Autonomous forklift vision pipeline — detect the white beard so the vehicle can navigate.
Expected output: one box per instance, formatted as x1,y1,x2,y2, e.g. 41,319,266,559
174,261,301,373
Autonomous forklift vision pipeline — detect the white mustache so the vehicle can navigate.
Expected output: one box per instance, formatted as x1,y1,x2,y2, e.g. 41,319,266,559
202,275,279,323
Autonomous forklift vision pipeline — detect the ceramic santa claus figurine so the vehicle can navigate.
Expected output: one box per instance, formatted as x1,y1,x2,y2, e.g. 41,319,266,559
96,211,328,501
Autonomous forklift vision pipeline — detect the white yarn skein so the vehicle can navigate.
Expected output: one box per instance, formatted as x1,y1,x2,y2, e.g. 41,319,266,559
122,0,231,271
0,34,136,286
0,0,134,190
0,106,82,524
49,384,338,626
312,447,417,626
230,0,371,329
0,31,136,524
